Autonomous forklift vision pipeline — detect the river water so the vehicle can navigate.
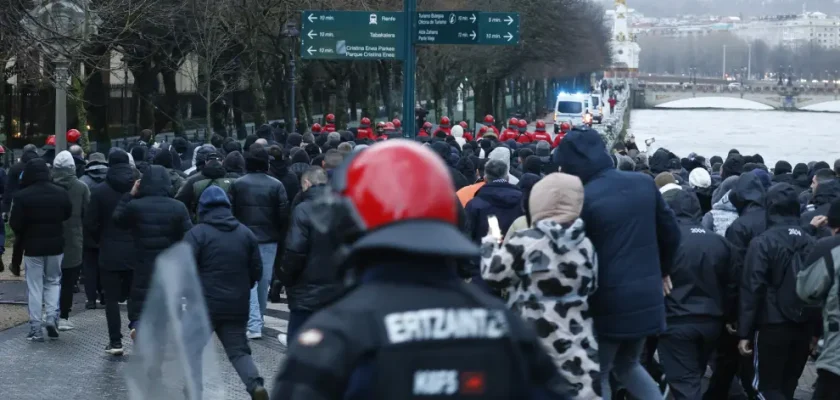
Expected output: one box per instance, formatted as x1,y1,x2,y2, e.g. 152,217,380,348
628,107,840,166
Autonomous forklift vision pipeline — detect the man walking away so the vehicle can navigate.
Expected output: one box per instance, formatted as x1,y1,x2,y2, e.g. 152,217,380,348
738,183,818,400
10,158,72,341
661,190,736,400
52,151,90,331
176,147,234,217
85,149,136,354
114,165,193,341
797,200,840,400
80,152,108,309
230,144,289,340
280,167,342,341
184,186,268,400
554,127,681,400
3,144,40,275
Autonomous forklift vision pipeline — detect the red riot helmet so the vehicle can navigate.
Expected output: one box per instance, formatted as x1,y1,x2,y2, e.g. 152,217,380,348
384,122,396,131
559,122,571,132
507,118,518,128
326,113,336,123
439,116,451,127
535,120,547,131
392,119,402,129
316,141,478,258
66,129,82,144
483,114,495,125
422,121,433,131
459,121,468,129
311,123,322,133
517,119,528,130
46,135,56,146
360,117,371,127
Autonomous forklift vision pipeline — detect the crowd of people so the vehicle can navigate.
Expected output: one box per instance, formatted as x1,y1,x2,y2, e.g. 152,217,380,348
7,112,840,400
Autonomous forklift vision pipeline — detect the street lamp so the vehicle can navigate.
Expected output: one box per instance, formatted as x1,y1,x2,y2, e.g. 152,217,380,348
282,21,299,134
23,0,97,152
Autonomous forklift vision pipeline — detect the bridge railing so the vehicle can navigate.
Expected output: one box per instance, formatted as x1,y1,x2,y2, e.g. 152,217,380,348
601,88,630,149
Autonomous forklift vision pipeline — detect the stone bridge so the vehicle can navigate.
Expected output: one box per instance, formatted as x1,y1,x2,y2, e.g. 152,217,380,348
632,84,840,110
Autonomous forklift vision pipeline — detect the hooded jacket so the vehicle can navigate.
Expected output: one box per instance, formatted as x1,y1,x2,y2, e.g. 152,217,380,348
649,148,678,175
113,165,193,320
9,159,72,257
80,160,108,189
280,185,344,312
184,186,262,320
3,149,39,213
725,173,768,281
85,162,136,269
800,179,840,238
223,151,246,178
797,234,840,377
52,151,91,268
665,190,736,322
738,183,816,338
431,142,470,190
488,147,520,185
175,159,236,216
269,157,301,207
464,181,523,242
553,127,681,339
702,190,739,236
481,218,601,400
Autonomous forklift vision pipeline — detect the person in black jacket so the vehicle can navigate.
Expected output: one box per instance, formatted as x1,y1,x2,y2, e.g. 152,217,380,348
183,186,268,400
801,179,840,238
84,149,136,354
113,164,193,341
737,183,817,400
660,190,736,400
9,158,72,341
279,167,342,343
268,145,300,204
3,144,40,275
230,143,289,340
706,172,767,400
176,148,236,217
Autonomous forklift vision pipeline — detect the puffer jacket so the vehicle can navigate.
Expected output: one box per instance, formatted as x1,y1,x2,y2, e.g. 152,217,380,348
113,165,192,320
85,163,136,268
269,160,301,208
223,151,246,178
9,159,72,257
183,189,262,321
797,233,840,377
481,218,601,400
230,172,290,244
666,190,737,322
464,181,523,242
280,185,344,312
702,190,739,236
738,183,816,338
3,149,39,213
52,166,90,268
800,179,840,238
725,173,767,272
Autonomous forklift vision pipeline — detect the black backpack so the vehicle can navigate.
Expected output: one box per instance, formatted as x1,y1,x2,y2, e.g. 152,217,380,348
773,228,815,323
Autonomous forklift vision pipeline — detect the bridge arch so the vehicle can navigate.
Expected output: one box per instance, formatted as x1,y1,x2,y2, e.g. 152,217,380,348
655,97,776,110
798,98,840,110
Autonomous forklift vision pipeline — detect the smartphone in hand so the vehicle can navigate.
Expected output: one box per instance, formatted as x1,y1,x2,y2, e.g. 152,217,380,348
487,215,503,242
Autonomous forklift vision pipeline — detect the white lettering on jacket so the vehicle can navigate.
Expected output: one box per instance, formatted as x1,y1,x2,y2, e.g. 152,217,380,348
384,308,508,344
412,370,458,395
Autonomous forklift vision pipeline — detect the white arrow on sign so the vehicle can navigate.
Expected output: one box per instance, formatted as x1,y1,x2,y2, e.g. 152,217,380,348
505,16,514,25
307,30,316,39
505,32,514,42
307,14,317,23
470,14,476,23
470,31,476,40
307,46,316,55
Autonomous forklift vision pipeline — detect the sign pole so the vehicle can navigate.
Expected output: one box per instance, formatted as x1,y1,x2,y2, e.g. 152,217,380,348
402,0,416,138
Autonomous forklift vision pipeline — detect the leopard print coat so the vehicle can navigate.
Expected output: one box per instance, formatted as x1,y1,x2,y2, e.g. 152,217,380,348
481,218,601,400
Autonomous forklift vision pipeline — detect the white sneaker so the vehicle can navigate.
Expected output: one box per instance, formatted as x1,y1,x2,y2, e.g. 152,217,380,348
57,319,74,331
246,331,262,340
277,333,287,346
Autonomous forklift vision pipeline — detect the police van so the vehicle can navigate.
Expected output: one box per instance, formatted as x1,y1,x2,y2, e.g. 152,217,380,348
590,93,604,123
554,92,590,127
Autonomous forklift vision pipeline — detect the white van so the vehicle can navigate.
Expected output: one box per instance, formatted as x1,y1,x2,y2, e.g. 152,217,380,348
590,93,604,123
554,93,590,126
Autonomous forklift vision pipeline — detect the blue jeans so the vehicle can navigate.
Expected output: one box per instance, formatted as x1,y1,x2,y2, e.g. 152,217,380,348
599,337,663,400
25,255,63,331
247,243,276,334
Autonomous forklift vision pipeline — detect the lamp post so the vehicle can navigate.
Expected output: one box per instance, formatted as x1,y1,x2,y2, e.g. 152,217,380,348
23,0,96,152
282,21,299,134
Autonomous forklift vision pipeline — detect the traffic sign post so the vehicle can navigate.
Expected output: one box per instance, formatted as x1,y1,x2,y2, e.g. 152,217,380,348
415,11,479,44
300,11,405,60
479,12,520,45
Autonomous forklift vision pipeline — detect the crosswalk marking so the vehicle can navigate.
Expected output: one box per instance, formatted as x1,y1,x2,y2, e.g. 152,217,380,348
264,293,289,345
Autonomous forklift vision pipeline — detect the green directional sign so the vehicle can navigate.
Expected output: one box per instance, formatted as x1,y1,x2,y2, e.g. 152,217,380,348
300,11,405,60
479,12,520,45
415,11,480,44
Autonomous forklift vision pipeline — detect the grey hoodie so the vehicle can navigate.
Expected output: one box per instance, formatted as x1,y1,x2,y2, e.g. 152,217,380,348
702,189,739,236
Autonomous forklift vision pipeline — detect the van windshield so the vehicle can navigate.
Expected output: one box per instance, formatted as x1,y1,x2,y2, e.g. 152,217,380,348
556,101,583,114
591,96,600,107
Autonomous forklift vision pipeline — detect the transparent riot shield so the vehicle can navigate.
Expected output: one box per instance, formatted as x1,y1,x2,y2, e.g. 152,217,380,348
125,243,224,399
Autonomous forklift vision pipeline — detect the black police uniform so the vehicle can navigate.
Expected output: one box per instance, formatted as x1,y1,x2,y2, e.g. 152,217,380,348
270,263,571,400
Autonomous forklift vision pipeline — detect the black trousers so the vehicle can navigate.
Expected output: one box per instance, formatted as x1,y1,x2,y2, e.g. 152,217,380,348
102,269,133,343
813,369,840,400
188,318,264,395
752,323,811,400
704,329,757,400
59,266,82,319
83,248,101,303
658,319,721,400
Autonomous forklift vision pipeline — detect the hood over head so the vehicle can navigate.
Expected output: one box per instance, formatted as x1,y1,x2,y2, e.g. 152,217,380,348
21,158,51,187
223,151,246,175
722,154,745,179
535,141,551,158
752,169,772,190
105,162,135,193
136,165,172,197
451,125,464,139
529,172,583,225
793,162,809,178
245,144,270,172
666,189,702,224
153,148,175,169
197,185,238,230
286,133,302,148
811,179,840,206
552,127,613,184
712,190,738,212
291,148,311,164
764,183,800,226
729,172,766,214
649,147,677,174
53,151,75,170
194,144,217,168
774,160,792,175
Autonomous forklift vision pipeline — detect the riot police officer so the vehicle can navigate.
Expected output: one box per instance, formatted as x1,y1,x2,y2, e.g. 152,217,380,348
270,141,572,400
